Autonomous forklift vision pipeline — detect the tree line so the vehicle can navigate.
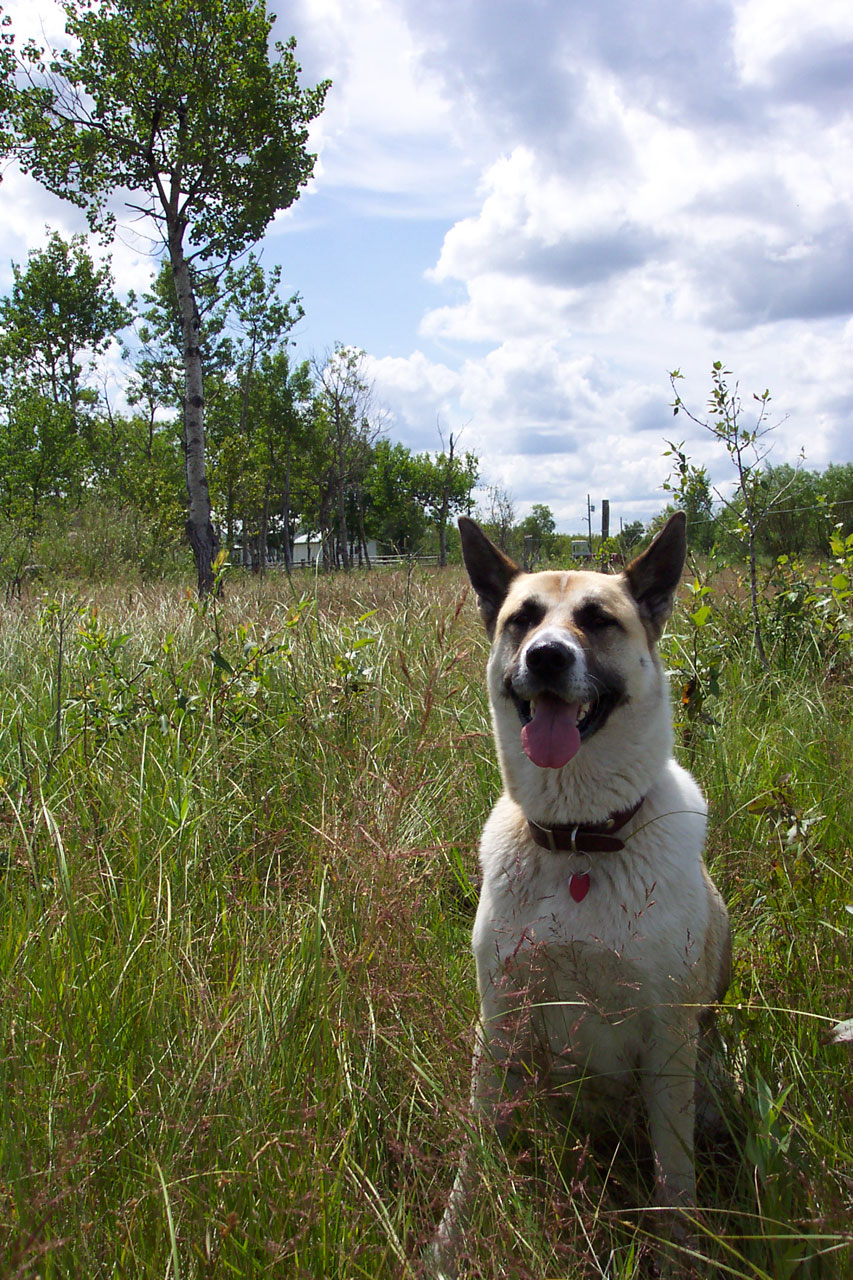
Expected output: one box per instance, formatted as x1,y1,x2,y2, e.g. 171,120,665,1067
662,411,853,563
2,224,848,594
0,230,478,588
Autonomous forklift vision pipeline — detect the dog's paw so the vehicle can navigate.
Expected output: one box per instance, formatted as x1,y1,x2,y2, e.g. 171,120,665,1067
423,1238,460,1280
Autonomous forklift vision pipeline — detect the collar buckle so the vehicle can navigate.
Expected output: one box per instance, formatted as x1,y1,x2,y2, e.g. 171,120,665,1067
545,823,579,854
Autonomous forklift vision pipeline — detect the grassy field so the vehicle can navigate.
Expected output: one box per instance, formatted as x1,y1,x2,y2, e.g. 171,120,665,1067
0,563,851,1278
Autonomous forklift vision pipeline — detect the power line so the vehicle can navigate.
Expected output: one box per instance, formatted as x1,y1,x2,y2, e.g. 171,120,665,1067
682,496,853,529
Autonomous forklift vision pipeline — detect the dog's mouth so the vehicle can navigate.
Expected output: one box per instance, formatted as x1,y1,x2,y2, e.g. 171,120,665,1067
511,688,618,769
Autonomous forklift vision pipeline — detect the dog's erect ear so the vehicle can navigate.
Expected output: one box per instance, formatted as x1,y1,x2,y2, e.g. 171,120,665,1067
623,511,687,639
458,516,521,638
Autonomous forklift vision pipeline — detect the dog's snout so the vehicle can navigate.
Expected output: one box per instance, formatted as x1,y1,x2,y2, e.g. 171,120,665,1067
525,638,574,678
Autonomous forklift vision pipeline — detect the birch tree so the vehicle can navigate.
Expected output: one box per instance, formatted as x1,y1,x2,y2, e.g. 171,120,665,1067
313,347,381,569
13,0,328,592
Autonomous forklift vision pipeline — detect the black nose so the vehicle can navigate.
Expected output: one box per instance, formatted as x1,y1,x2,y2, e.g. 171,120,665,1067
525,638,574,678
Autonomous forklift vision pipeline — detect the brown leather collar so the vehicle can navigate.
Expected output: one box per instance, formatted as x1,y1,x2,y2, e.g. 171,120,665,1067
527,796,645,855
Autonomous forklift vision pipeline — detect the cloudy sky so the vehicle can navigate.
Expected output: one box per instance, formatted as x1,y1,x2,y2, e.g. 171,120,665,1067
3,0,852,531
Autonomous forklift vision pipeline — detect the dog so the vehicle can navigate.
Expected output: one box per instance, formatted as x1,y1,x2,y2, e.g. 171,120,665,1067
431,511,731,1278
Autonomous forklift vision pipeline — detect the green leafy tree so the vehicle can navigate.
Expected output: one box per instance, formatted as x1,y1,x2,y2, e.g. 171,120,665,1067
14,0,328,592
421,431,479,567
619,520,646,554
216,257,303,566
822,463,853,543
0,6,14,153
134,254,303,566
127,261,233,424
254,353,314,570
223,256,302,402
211,350,313,570
312,347,381,569
0,230,129,424
0,230,130,581
479,484,517,556
519,502,557,566
662,439,715,552
363,436,478,561
670,363,798,669
363,440,429,553
754,464,824,558
91,406,186,575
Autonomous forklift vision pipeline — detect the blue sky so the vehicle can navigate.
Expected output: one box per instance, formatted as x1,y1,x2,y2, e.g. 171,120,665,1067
3,0,853,532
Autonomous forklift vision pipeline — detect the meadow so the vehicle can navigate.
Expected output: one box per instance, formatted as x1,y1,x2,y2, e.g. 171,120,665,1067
0,560,851,1278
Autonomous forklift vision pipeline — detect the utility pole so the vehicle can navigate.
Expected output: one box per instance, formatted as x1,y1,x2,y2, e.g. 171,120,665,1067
601,499,610,541
586,494,594,546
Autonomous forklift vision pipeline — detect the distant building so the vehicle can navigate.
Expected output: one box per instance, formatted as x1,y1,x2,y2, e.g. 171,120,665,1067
291,533,381,566
291,533,323,566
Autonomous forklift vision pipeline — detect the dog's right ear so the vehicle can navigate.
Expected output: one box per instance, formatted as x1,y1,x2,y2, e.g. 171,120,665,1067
458,516,521,638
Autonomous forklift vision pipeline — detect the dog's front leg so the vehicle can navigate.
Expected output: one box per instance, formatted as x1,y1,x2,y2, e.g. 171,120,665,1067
430,1023,527,1280
641,1022,699,1272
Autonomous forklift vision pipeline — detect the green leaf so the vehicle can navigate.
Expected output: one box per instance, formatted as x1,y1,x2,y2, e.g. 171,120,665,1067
210,649,234,675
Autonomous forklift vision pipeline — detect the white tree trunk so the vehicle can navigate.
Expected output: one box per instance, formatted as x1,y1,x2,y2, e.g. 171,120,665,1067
169,231,220,594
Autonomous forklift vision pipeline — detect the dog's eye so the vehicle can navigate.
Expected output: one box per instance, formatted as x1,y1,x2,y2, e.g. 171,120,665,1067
575,602,621,632
506,600,546,633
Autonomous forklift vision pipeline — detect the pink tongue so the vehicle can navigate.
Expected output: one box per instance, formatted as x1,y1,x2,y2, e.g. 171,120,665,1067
520,695,581,769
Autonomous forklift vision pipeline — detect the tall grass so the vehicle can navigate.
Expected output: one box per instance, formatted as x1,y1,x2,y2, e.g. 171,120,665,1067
0,566,850,1277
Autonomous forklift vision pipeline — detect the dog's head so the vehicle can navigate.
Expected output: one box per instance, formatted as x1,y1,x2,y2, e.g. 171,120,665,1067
459,513,686,816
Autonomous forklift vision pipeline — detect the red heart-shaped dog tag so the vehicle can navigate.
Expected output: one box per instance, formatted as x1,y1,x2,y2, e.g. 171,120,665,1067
570,872,590,902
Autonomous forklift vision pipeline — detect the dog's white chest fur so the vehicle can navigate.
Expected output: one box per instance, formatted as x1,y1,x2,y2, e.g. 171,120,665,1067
473,762,711,1097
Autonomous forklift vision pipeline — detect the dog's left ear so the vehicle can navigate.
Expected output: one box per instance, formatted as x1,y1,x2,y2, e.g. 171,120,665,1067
623,511,687,639
458,516,521,638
